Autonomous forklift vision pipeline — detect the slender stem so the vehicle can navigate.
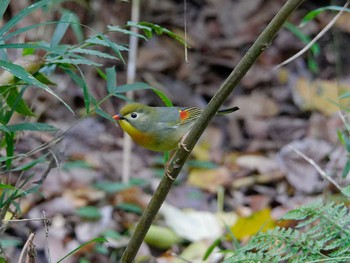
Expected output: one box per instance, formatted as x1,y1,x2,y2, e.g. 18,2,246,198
120,0,305,262
122,0,141,183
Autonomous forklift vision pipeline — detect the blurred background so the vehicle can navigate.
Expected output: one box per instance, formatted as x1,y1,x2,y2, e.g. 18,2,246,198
1,0,350,262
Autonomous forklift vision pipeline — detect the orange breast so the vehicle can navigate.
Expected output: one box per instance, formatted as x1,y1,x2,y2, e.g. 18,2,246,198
119,120,156,150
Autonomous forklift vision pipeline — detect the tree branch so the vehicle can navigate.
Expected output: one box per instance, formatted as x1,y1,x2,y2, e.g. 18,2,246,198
121,0,305,261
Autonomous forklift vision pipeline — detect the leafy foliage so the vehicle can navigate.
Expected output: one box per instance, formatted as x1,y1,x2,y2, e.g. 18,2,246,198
225,201,350,262
0,1,184,260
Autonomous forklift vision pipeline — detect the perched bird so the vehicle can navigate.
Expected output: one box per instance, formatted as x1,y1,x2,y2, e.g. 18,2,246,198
113,103,239,152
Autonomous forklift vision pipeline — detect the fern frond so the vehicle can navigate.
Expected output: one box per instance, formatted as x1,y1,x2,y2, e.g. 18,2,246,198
225,201,350,263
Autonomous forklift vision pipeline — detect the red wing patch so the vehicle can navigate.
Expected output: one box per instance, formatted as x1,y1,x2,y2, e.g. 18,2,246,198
179,109,190,121
178,107,203,124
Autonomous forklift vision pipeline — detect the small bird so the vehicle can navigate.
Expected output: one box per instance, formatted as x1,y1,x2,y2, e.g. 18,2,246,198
113,103,239,152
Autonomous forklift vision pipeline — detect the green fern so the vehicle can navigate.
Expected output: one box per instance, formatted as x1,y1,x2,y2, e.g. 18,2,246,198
225,201,350,263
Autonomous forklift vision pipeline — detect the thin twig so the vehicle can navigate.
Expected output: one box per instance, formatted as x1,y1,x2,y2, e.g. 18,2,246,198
122,0,141,183
43,211,52,263
18,233,35,263
184,0,188,63
33,158,56,185
290,146,342,191
120,0,305,261
2,217,49,223
274,0,349,69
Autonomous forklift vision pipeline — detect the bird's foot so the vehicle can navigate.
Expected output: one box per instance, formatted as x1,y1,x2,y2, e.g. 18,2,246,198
165,166,175,180
178,133,190,152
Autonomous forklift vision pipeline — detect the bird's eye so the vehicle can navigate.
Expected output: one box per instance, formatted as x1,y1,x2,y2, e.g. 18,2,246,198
131,112,138,118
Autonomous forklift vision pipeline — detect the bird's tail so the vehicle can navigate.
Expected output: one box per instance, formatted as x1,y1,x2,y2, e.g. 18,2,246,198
217,106,239,115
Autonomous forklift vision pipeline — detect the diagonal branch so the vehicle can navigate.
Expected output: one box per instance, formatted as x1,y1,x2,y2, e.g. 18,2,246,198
121,0,305,261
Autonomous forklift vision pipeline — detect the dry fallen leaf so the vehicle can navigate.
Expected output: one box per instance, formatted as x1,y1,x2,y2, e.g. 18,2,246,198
236,154,279,174
293,77,350,116
278,138,332,193
160,203,224,242
230,208,275,241
231,93,279,118
335,12,350,33
187,167,231,193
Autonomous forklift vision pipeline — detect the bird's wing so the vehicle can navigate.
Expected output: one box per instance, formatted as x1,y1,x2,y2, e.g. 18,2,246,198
178,107,203,125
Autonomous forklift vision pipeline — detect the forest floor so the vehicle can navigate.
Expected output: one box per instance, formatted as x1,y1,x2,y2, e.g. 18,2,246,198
2,0,350,262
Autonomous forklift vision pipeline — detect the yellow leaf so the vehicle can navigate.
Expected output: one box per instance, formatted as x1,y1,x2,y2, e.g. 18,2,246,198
187,167,231,193
293,77,350,116
230,208,275,240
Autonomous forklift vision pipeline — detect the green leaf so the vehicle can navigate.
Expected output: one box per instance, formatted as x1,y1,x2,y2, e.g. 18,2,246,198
94,181,130,193
5,132,14,169
63,160,91,170
0,238,22,248
0,0,55,38
94,107,114,121
2,21,59,42
51,10,75,47
0,0,10,21
129,22,186,46
85,36,129,51
106,66,116,93
101,229,122,240
68,12,84,43
63,68,90,113
203,238,221,260
110,82,152,94
151,88,173,106
1,87,35,116
71,47,117,60
0,42,67,55
11,154,48,172
48,57,102,66
98,34,125,63
342,160,350,178
0,184,27,196
187,160,218,169
339,92,350,99
7,122,58,132
96,67,106,80
301,6,350,27
341,184,350,198
22,47,36,56
116,203,142,214
76,206,102,220
34,72,57,85
57,237,107,263
342,133,350,153
107,25,148,41
283,22,320,56
0,124,10,133
0,40,7,61
0,60,73,113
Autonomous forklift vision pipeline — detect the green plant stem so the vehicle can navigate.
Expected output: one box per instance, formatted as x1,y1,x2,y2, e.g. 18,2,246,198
120,0,305,262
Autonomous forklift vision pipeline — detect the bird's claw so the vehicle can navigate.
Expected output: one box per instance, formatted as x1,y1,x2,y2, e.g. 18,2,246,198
178,136,190,152
178,142,190,152
165,167,175,180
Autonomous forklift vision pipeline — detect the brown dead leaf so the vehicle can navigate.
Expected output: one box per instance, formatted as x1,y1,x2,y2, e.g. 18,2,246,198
278,138,332,193
335,12,350,33
236,154,279,174
113,186,150,209
232,93,279,118
293,77,350,116
187,167,231,193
